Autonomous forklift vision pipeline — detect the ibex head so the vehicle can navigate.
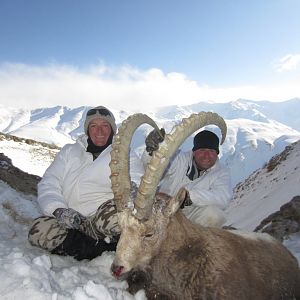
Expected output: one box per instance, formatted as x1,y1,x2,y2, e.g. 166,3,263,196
110,112,227,279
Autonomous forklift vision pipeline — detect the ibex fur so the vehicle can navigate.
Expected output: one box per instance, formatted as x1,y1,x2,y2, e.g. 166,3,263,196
110,113,300,300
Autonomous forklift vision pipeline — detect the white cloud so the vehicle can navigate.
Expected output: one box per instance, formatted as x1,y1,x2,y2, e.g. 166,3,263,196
0,62,299,112
275,54,300,72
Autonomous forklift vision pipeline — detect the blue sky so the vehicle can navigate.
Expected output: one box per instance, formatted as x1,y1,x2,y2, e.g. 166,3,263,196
0,0,299,111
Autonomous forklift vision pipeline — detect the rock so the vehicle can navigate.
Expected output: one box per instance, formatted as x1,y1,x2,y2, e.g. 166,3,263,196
0,152,41,196
254,196,300,241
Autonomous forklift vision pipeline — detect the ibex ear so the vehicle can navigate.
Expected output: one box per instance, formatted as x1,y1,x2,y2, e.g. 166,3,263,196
176,187,188,207
164,188,187,217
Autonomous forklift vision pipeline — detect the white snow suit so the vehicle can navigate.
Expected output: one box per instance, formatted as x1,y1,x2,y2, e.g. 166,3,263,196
143,150,232,227
37,134,144,217
28,134,144,252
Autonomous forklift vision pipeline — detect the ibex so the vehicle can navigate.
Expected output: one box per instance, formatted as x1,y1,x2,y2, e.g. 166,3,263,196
109,112,300,300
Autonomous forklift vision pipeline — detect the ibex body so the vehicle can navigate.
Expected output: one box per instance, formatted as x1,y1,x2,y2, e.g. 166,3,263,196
109,112,300,300
113,190,300,300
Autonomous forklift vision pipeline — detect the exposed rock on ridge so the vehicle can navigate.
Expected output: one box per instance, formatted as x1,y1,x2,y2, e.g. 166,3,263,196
0,152,41,196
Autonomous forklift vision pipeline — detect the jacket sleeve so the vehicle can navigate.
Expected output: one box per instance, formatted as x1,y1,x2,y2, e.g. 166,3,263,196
141,149,151,169
187,167,233,210
141,148,180,177
37,146,69,216
129,149,145,184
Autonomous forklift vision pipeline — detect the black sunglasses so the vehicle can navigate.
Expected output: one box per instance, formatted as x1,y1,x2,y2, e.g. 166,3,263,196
87,108,111,116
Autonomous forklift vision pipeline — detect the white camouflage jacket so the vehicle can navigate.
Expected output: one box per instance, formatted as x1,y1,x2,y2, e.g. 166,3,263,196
37,135,144,217
155,150,233,209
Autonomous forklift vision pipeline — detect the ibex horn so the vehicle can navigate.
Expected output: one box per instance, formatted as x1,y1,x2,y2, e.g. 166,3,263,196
134,111,227,220
110,113,160,212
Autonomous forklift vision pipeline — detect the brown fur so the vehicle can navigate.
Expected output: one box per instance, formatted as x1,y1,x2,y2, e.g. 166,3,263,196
112,190,300,300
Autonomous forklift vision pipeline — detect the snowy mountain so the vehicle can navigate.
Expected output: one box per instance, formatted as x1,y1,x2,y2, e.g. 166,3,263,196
1,98,300,187
0,132,59,177
0,126,299,299
225,140,300,234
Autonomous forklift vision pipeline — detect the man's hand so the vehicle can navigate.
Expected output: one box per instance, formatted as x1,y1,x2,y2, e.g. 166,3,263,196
145,128,165,156
53,208,86,230
180,190,193,209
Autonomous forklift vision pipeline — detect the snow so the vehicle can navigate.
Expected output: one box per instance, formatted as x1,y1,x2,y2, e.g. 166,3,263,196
225,140,300,231
0,180,146,300
0,138,58,177
1,100,300,299
1,166,300,300
1,99,300,186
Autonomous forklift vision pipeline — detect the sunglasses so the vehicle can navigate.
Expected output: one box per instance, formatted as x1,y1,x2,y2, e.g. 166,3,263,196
87,108,111,116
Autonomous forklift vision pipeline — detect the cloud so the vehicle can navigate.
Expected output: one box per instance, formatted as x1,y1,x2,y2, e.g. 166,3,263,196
275,54,300,72
0,62,299,112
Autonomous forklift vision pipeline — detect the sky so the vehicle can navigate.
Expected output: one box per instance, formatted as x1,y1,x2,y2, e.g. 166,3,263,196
0,0,300,111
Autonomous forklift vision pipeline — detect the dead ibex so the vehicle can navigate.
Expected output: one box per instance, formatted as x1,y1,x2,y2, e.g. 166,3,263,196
109,112,300,300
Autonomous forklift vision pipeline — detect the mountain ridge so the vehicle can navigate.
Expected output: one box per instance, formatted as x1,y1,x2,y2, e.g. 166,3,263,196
1,98,300,186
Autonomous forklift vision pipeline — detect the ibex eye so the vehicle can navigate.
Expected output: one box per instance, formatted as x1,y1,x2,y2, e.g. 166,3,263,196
144,233,154,238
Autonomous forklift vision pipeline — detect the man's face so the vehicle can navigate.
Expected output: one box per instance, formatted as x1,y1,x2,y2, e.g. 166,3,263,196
193,148,218,170
88,118,112,146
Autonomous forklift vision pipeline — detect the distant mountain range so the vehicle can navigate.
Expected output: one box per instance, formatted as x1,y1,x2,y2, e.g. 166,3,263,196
1,98,300,187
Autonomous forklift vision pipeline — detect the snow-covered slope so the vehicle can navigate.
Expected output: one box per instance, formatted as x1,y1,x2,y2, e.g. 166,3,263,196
0,133,59,177
1,98,300,186
225,140,300,232
0,125,300,299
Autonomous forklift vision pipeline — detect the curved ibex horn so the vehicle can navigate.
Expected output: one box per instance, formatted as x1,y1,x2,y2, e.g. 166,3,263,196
110,113,161,212
134,111,227,220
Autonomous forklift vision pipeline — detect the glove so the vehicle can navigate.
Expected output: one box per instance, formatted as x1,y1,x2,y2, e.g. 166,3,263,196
180,190,193,209
145,128,165,156
53,208,86,230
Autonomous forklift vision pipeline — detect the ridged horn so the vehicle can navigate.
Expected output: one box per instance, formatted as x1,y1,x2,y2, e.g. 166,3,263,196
110,113,161,212
134,111,227,220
